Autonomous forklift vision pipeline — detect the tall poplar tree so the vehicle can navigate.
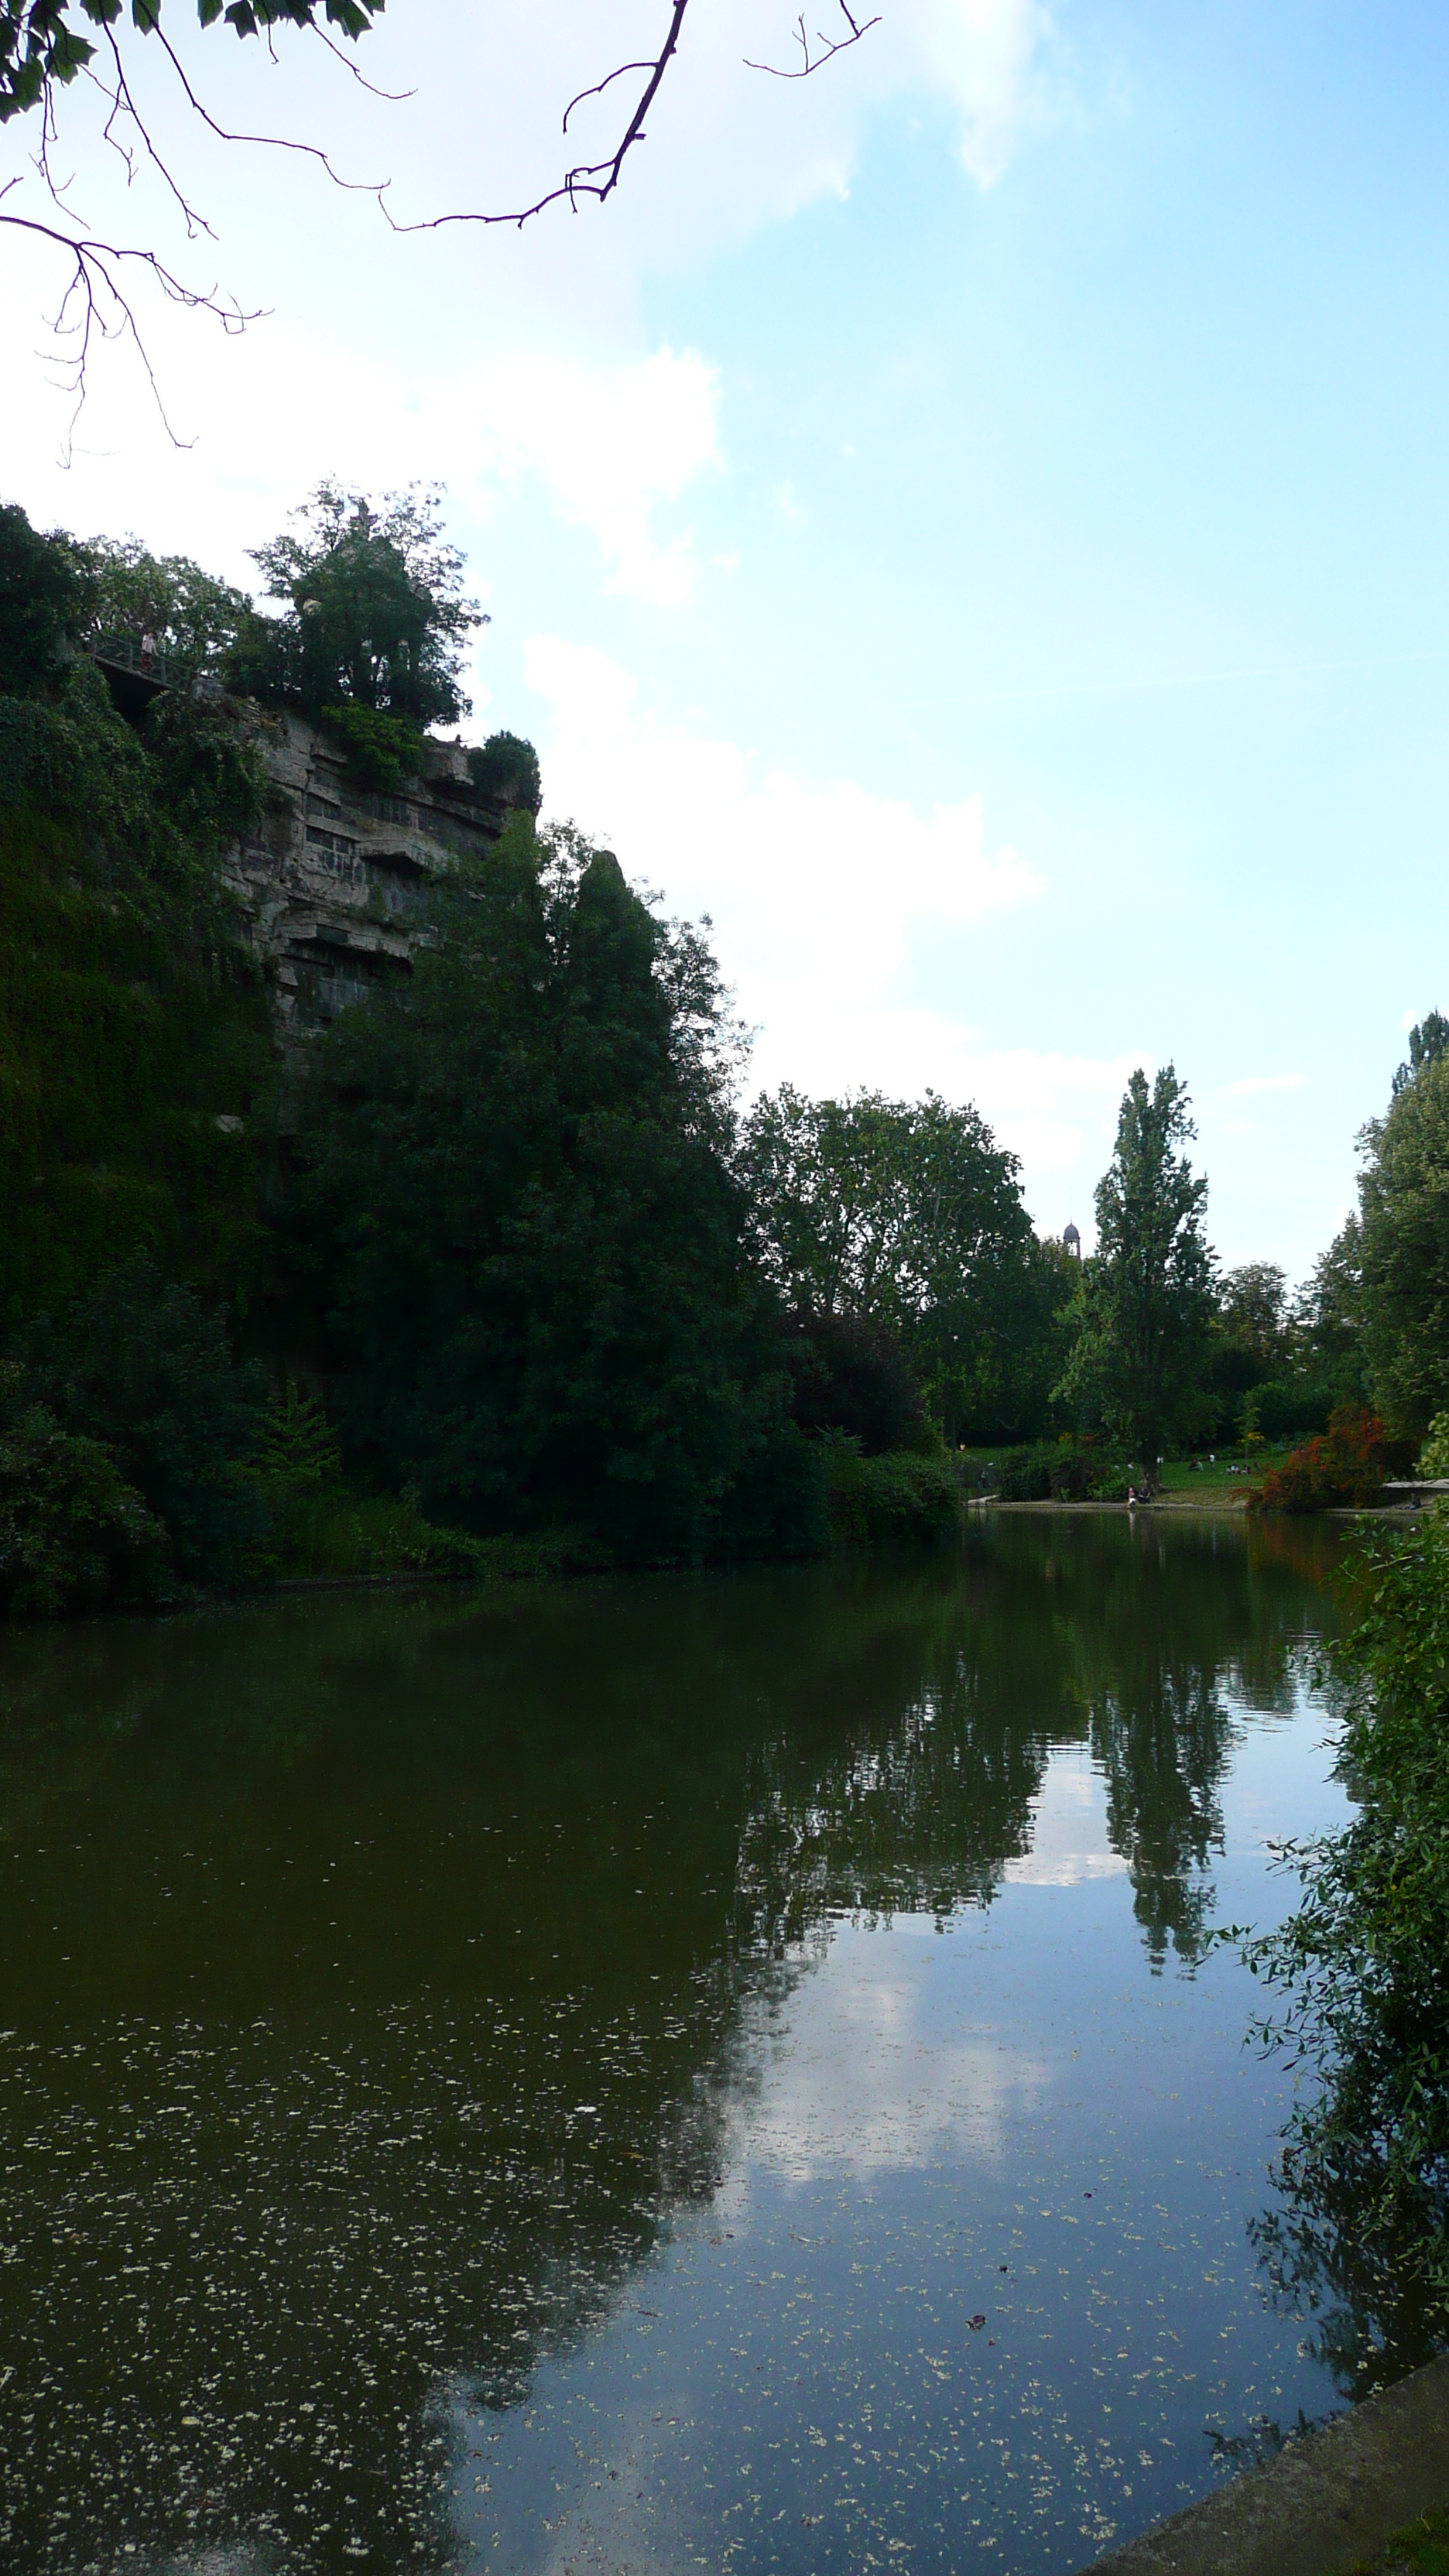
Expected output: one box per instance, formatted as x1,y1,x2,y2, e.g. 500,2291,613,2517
1062,1066,1216,1463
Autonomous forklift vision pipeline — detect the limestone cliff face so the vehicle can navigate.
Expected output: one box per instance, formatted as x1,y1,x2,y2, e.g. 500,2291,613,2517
223,708,513,1032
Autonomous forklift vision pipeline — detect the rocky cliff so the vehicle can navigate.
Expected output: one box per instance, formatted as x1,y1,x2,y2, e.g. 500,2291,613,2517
223,706,516,1033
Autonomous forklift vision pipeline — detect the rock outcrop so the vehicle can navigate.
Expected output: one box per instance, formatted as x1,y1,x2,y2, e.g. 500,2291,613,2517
223,707,516,1033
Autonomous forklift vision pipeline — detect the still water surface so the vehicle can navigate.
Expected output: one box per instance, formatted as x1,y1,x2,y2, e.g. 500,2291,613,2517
0,1514,1357,2574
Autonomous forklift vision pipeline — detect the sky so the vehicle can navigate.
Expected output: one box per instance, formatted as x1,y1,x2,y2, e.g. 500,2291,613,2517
4,0,1447,1279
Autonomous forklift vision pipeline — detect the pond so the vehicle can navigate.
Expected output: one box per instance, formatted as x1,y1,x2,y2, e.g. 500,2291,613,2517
0,1512,1376,2574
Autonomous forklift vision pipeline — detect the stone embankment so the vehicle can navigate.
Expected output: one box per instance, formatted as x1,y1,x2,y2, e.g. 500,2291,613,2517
1077,2354,1449,2576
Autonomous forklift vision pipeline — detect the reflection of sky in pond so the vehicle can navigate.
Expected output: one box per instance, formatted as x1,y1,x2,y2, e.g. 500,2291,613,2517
452,1676,1351,2576
0,1516,1365,2572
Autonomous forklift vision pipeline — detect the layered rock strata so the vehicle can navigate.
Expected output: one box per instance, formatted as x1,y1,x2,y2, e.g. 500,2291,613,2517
223,708,513,1032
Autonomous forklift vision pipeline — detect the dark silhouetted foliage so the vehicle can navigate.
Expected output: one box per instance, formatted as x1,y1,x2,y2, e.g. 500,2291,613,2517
289,823,824,1565
0,499,91,697
779,1307,930,1455
17,1255,271,1585
0,1379,166,1613
228,483,481,730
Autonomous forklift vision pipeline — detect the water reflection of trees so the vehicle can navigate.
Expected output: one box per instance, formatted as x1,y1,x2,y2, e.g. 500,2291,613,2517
738,1517,1336,1971
1246,2162,1449,2414
0,1519,1338,2571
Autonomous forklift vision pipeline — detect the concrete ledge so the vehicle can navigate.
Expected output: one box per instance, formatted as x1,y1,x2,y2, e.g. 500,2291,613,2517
1076,2354,1449,2576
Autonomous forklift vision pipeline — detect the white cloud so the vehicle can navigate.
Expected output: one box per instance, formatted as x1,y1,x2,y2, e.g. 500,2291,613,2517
735,1920,1052,2178
1002,1749,1129,1886
526,634,1142,1221
526,627,1035,985
469,349,723,602
911,0,1063,186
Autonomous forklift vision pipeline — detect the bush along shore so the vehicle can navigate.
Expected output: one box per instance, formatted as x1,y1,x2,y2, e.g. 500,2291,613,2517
6,483,1449,1613
1237,1504,1449,2389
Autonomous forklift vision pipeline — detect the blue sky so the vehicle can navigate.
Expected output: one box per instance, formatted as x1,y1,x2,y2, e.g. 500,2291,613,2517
4,0,1445,1278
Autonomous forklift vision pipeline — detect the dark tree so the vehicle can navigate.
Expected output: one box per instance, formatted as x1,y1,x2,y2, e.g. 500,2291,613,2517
0,502,91,697
290,823,820,1564
1358,1026,1449,1439
1061,1066,1216,1463
779,1307,930,1456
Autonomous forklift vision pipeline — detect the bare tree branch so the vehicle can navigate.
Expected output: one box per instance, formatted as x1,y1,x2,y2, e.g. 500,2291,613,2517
96,30,217,239
151,22,386,193
310,18,413,99
379,0,880,238
745,0,881,79
2,0,883,440
0,181,259,461
561,59,659,139
380,0,694,232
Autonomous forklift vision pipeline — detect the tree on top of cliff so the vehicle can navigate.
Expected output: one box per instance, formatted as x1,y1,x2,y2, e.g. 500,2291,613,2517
224,481,484,730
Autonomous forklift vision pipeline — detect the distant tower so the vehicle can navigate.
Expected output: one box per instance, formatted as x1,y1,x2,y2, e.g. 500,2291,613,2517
1063,1221,1081,1259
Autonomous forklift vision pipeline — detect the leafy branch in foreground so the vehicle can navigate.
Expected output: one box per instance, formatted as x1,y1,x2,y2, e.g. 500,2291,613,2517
1242,1506,1449,2373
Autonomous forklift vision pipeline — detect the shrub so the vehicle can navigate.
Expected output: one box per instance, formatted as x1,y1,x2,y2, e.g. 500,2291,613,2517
1244,1505,1449,2317
467,731,542,814
824,1437,961,1543
1090,1461,1136,1502
320,704,424,793
1252,1403,1403,1513
0,1396,166,1615
990,1439,1108,1501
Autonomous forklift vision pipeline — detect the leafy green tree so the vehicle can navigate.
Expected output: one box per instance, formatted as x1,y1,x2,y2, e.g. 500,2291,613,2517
1218,1262,1290,1372
739,1084,1065,1442
1392,1008,1449,1098
779,1308,931,1455
1061,1065,1216,1463
1357,1026,1449,1440
228,483,483,730
75,533,251,671
290,823,820,1564
468,731,543,814
1245,1504,1449,2324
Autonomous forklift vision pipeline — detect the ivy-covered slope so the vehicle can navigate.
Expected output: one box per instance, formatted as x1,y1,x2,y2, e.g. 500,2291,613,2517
0,505,275,1331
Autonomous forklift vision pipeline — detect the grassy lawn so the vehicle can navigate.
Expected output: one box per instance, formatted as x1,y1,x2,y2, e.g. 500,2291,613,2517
1154,1444,1290,1503
954,1442,1297,1508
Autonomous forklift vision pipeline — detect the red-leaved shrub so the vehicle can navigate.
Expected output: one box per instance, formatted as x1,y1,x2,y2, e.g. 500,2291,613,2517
1252,1405,1393,1513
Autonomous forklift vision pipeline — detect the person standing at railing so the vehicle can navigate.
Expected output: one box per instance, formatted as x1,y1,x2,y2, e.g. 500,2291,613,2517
139,632,156,673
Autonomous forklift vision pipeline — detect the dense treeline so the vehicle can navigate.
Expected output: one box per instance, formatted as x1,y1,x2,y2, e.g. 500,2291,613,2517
3,481,1448,1612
